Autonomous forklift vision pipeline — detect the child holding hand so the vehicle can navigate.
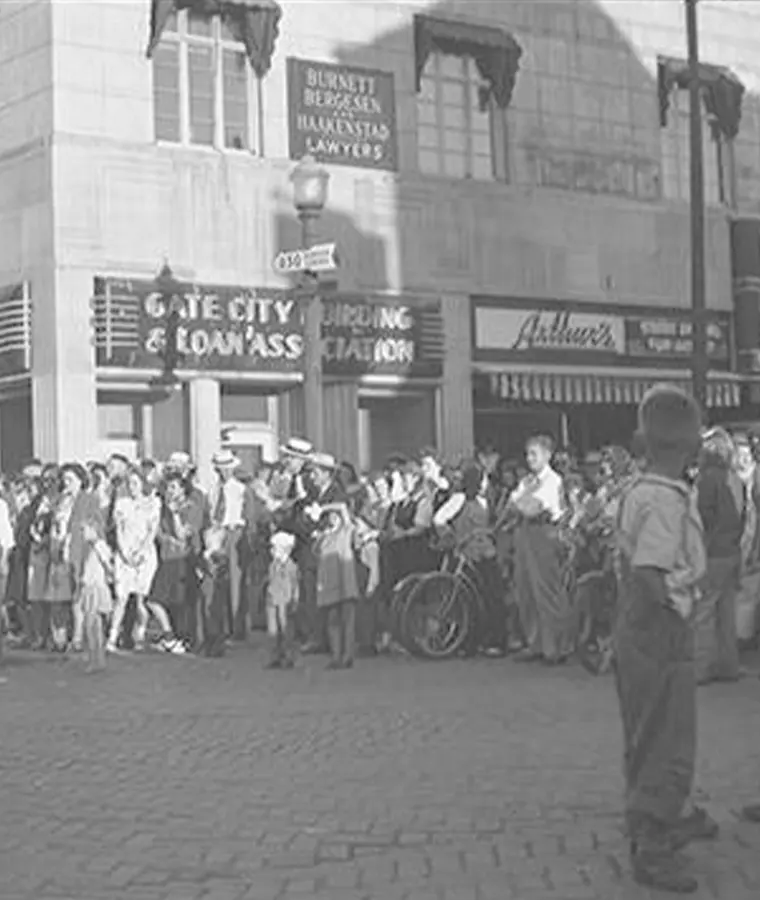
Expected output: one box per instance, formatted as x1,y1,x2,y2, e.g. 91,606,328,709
79,521,113,672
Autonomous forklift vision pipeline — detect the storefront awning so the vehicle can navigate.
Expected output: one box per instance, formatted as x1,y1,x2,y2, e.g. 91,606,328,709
484,370,741,409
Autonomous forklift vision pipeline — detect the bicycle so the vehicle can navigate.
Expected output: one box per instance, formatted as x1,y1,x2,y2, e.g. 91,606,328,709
394,529,497,660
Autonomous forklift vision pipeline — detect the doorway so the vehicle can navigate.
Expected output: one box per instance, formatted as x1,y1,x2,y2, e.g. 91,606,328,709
358,390,437,472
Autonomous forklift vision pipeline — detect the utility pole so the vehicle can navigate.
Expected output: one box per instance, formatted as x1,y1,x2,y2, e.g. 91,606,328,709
298,209,324,451
686,0,708,414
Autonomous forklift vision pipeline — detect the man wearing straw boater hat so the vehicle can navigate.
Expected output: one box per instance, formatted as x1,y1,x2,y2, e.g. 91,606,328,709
201,449,246,653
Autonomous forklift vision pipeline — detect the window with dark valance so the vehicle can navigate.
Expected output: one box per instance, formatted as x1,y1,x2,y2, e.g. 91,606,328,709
413,15,523,112
657,56,745,141
147,0,282,79
657,56,744,207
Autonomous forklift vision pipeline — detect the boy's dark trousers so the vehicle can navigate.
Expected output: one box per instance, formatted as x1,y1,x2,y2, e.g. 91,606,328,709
296,549,328,651
614,573,696,852
199,554,228,657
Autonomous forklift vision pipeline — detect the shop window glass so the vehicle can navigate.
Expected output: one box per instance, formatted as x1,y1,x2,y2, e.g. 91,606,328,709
98,404,136,440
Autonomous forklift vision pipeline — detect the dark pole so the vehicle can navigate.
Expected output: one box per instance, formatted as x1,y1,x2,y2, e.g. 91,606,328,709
299,210,324,450
686,0,708,415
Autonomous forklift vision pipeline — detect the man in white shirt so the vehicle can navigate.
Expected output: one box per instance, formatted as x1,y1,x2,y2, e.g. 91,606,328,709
509,435,572,664
509,445,564,523
207,449,247,641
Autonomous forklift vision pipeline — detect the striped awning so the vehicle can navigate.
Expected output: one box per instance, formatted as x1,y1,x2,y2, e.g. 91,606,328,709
487,372,741,409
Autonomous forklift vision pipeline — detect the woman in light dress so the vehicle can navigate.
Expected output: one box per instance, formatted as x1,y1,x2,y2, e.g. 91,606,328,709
106,466,160,653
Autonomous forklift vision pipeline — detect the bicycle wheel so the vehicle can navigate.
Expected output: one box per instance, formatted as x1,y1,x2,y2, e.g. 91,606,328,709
400,572,474,660
389,574,423,643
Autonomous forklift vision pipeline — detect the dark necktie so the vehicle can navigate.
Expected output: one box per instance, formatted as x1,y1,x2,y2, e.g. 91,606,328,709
214,484,227,525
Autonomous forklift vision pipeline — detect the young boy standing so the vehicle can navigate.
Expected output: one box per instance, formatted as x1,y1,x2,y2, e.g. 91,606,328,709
614,385,707,894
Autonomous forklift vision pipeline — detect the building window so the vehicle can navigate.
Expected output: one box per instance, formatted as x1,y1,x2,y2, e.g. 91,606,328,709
417,51,508,182
152,9,257,152
659,85,736,207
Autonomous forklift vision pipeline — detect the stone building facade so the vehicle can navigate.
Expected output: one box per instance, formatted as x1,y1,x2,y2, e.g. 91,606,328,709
1,0,760,474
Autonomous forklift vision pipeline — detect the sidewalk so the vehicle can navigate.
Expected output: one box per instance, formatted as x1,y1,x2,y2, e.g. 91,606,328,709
0,647,758,900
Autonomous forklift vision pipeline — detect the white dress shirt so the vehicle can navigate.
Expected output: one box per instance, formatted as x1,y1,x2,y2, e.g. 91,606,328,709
510,466,564,522
433,492,488,528
0,497,14,552
211,476,246,529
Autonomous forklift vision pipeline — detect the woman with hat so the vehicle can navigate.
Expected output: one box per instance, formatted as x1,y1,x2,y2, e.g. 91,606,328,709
297,451,346,653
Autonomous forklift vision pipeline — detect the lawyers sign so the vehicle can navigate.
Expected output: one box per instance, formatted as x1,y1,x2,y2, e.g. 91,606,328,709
287,57,398,171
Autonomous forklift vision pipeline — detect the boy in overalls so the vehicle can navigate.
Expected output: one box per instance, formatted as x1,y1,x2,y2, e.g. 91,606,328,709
615,385,707,893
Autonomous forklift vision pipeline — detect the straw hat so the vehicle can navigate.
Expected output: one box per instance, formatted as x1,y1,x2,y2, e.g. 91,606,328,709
309,451,337,470
211,449,240,469
281,437,314,459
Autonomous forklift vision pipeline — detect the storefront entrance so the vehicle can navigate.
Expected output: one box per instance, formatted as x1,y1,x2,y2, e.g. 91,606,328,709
358,388,438,472
474,407,564,461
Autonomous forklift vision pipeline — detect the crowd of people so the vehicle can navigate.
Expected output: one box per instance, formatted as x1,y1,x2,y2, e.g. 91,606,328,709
0,420,759,676
1,384,760,891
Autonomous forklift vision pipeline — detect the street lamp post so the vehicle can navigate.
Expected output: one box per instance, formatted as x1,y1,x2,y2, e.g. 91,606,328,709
685,0,708,414
154,260,183,385
290,155,330,449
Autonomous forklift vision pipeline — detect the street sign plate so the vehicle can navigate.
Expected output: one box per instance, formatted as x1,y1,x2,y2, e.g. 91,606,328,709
273,242,338,274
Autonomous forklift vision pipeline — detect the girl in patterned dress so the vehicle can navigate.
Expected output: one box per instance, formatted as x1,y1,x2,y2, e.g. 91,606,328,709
79,521,113,672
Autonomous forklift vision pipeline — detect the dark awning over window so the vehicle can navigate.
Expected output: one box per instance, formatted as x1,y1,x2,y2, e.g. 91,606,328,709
414,14,523,110
657,55,745,140
146,0,282,78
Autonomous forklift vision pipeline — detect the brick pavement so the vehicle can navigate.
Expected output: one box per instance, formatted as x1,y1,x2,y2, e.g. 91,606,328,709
0,647,758,900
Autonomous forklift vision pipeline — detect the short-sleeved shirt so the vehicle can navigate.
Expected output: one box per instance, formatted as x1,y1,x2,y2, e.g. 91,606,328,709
617,473,706,619
510,466,564,522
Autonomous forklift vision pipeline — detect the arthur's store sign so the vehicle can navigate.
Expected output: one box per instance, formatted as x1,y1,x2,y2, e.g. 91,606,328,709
93,277,304,372
472,299,731,368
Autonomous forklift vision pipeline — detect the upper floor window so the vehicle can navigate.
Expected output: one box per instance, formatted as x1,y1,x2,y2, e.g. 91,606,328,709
152,9,259,152
417,52,508,182
660,88,733,206
657,56,745,208
412,16,522,184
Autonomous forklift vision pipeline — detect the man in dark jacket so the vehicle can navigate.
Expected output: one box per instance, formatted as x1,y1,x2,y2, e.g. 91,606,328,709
696,427,744,685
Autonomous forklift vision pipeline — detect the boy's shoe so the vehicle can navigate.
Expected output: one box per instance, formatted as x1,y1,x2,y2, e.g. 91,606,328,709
741,803,760,822
264,659,281,670
669,807,719,848
631,844,698,894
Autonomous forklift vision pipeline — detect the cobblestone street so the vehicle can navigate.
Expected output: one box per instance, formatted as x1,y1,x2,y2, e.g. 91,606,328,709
0,648,758,900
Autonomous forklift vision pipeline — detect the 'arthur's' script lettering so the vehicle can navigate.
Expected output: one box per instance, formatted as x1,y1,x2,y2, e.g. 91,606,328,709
511,311,617,352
